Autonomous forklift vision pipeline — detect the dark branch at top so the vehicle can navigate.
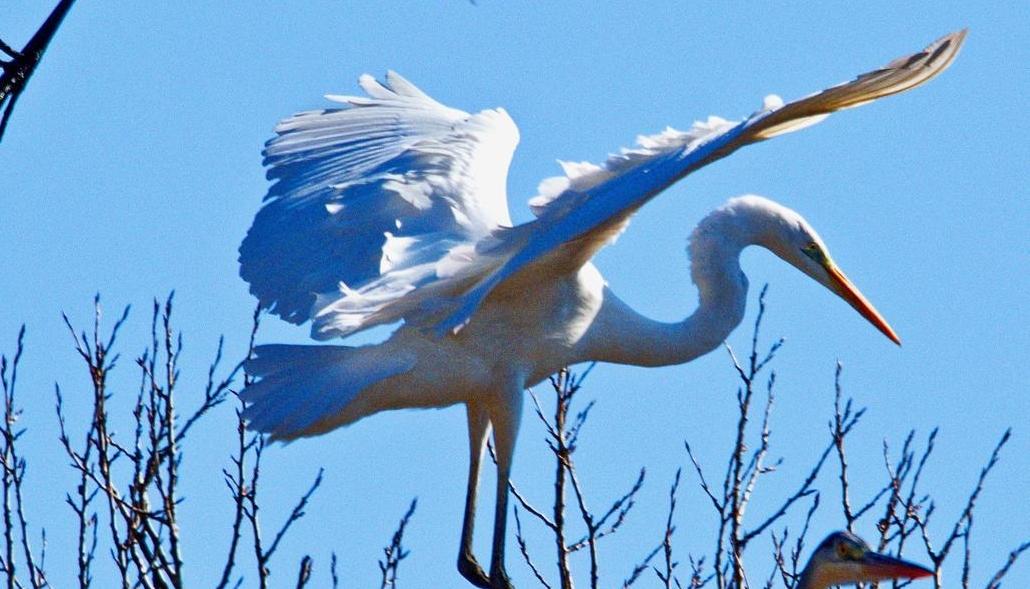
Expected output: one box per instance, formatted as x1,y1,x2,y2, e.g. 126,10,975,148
0,0,77,143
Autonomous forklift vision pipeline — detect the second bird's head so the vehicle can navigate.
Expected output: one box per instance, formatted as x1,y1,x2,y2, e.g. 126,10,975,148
801,531,933,587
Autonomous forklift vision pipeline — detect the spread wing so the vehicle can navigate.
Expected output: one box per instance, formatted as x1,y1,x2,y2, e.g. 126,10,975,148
239,71,520,339
429,30,966,335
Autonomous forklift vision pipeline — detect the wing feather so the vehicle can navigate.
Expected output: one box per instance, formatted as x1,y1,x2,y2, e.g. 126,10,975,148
239,72,520,333
241,32,965,340
430,30,966,335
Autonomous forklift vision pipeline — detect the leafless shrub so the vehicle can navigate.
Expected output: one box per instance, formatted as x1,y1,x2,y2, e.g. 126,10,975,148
0,296,341,588
0,295,425,588
867,426,1022,589
1,326,47,588
505,286,1026,588
670,285,841,589
0,291,1024,588
684,287,1027,589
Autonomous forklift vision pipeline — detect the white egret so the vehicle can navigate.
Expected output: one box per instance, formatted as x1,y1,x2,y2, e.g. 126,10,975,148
239,32,964,588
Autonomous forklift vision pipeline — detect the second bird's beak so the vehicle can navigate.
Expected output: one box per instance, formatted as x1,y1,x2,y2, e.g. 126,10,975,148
823,262,901,346
860,551,934,581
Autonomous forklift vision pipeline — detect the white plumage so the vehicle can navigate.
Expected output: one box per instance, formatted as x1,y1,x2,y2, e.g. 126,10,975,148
241,72,520,335
238,31,964,588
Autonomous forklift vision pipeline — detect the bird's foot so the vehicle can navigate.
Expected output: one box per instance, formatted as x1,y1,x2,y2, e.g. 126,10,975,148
457,553,491,588
489,567,514,589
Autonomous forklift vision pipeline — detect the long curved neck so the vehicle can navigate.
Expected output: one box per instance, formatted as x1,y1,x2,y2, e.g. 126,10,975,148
582,200,781,367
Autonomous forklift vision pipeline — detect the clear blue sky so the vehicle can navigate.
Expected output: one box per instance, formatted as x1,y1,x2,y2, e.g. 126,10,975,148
1,1,1027,587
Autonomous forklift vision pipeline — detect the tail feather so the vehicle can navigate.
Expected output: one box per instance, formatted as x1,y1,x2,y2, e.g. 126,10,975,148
240,343,415,440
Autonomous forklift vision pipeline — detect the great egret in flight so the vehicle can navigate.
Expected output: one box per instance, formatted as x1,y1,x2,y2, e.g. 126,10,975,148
238,31,964,588
797,531,934,589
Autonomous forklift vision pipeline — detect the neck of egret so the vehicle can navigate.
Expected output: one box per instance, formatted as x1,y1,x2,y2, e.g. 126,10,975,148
581,195,898,368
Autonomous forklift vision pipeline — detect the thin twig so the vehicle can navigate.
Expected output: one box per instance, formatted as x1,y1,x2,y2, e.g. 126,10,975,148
294,555,313,589
513,506,552,589
623,540,664,588
214,305,261,589
654,469,681,589
831,362,857,531
0,326,43,588
330,552,339,589
937,430,1010,560
263,469,324,562
985,540,1030,589
378,498,417,588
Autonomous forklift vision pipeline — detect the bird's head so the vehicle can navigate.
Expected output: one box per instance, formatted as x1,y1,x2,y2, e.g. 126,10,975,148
800,531,933,588
728,195,901,345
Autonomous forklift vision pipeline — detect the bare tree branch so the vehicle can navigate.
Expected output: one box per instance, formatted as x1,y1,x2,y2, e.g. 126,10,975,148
654,469,681,589
0,0,77,142
1,326,47,588
985,540,1030,589
513,506,552,589
264,469,323,563
330,552,339,589
378,498,417,588
294,555,313,589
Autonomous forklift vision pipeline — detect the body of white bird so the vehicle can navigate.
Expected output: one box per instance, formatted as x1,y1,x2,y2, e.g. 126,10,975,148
245,194,832,436
238,32,965,588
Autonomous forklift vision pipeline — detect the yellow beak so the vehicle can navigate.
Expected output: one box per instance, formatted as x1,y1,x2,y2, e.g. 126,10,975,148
825,263,901,346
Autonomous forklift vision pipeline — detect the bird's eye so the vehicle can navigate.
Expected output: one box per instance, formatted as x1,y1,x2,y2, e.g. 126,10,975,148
800,242,823,262
836,542,863,560
836,543,850,559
